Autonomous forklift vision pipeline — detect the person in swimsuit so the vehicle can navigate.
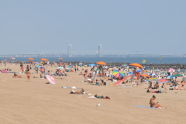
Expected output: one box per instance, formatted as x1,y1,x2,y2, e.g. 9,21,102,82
20,63,24,73
149,95,162,108
70,88,85,94
25,67,31,80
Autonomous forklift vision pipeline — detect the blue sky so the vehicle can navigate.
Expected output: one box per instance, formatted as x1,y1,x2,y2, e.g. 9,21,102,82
0,0,185,55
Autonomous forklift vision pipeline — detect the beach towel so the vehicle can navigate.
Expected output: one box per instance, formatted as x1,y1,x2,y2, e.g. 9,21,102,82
61,86,80,89
115,75,132,85
46,75,56,84
134,105,157,109
88,96,96,99
61,86,72,89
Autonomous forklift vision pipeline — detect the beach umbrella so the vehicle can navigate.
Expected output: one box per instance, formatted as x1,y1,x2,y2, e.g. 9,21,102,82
27,58,34,61
168,68,175,73
113,72,125,79
40,58,48,61
158,79,169,84
89,64,96,67
141,74,150,78
113,70,119,72
122,64,128,67
171,74,183,78
46,75,56,84
136,69,142,72
35,65,41,68
148,78,158,81
57,67,64,70
67,65,72,68
113,70,119,73
112,70,119,75
167,76,173,79
96,61,107,65
150,73,156,76
112,71,119,76
34,62,40,64
10,57,16,60
129,63,143,68
119,72,125,77
79,62,83,66
128,72,133,75
115,73,123,79
39,66,45,69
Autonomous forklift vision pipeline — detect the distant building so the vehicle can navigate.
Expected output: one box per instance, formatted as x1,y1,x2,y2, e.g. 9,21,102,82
97,44,102,57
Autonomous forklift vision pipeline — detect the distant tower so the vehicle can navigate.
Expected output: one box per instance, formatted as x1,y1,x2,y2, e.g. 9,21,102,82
67,44,72,57
97,44,102,57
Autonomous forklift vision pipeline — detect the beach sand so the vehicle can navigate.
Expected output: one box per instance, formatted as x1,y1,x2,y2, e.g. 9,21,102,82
0,64,186,124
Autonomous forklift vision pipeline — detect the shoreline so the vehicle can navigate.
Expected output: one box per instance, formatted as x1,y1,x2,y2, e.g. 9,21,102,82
2,61,186,69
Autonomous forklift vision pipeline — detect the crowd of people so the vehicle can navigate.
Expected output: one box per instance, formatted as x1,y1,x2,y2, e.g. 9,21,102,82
80,63,186,108
1,60,186,109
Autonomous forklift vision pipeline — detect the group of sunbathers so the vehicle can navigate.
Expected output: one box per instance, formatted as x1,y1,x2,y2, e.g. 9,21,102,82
147,82,167,93
0,68,12,73
69,88,111,100
147,80,185,93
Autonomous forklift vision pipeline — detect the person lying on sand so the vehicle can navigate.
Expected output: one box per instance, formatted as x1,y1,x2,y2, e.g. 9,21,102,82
147,83,167,93
170,84,185,90
0,69,9,73
94,94,111,100
159,83,167,93
13,73,22,78
101,79,107,86
153,82,159,89
149,95,162,109
147,89,160,93
70,88,85,94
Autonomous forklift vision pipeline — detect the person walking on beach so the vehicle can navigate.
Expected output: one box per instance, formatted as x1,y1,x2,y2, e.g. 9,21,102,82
83,69,88,82
20,63,24,73
25,65,31,80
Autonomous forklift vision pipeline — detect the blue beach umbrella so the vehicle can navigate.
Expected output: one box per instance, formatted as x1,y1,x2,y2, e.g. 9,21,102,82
136,69,142,72
58,67,63,70
35,65,41,68
89,64,96,67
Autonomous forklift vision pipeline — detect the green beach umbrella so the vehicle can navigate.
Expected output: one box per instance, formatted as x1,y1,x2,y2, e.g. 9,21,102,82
171,74,183,77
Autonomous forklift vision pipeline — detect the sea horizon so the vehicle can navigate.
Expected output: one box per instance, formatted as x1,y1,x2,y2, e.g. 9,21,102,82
1,56,186,64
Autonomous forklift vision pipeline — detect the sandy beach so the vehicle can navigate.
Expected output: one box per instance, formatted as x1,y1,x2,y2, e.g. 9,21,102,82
1,0,186,123
0,63,185,124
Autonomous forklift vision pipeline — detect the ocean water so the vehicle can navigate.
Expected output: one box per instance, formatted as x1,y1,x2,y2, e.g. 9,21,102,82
1,57,186,64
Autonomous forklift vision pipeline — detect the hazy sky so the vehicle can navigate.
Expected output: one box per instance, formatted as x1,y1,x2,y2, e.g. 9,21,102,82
0,0,185,55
